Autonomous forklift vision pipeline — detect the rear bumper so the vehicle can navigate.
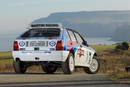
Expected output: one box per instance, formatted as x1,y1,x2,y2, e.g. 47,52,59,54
12,51,69,62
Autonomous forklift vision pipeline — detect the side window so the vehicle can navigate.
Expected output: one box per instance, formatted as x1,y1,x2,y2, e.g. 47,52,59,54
74,32,84,44
68,30,77,42
66,30,71,41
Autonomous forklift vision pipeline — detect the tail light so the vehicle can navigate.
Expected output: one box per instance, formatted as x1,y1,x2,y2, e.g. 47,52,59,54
56,40,63,51
14,41,19,51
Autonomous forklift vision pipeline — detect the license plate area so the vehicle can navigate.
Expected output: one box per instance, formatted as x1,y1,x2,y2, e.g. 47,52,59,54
26,41,48,47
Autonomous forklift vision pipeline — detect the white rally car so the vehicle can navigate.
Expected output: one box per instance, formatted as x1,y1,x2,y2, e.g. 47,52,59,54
13,23,100,74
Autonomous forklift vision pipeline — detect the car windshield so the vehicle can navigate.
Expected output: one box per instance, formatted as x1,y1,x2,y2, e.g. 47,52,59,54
21,28,61,37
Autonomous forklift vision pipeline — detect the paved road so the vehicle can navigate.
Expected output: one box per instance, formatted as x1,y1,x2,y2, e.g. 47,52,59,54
0,73,129,87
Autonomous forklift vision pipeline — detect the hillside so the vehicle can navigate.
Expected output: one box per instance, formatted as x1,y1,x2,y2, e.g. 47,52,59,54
112,25,130,41
32,11,130,37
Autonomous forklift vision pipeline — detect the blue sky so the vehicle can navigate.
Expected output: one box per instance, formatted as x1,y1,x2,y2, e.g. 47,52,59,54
0,0,130,35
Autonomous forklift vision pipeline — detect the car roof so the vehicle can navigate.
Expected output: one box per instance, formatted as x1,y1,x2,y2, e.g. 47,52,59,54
66,28,79,34
65,28,86,42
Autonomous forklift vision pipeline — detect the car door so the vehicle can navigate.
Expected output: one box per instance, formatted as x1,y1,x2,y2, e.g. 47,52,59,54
72,32,85,66
67,30,78,51
67,30,83,65
74,32,90,66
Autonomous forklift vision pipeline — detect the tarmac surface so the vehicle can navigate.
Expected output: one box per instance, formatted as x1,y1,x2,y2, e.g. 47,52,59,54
0,73,129,87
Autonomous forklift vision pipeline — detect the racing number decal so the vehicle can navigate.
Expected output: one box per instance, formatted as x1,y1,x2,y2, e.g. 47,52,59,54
77,47,84,58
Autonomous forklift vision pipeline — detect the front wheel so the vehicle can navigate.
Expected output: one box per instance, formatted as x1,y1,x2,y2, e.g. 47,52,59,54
13,60,27,74
84,56,100,74
62,53,75,74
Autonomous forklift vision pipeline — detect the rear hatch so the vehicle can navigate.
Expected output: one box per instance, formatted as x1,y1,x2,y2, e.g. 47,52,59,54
15,28,61,51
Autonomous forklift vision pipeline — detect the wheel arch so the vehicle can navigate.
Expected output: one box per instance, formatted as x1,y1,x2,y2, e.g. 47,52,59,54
94,52,98,56
63,49,75,62
15,58,21,62
70,49,75,57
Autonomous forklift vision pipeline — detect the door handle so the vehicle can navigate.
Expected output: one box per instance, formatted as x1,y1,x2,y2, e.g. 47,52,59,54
80,45,82,47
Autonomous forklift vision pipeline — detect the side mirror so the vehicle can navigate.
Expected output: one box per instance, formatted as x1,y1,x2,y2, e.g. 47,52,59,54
83,41,89,47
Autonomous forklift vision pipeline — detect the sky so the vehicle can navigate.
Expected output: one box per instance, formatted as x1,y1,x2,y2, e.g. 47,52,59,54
0,0,130,35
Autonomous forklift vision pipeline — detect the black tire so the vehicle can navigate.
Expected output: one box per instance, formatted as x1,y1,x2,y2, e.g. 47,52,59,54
13,60,26,74
41,64,57,74
62,53,75,74
84,56,100,74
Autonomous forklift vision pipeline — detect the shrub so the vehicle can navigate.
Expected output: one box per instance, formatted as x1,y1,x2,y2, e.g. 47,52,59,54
122,42,129,50
115,42,129,51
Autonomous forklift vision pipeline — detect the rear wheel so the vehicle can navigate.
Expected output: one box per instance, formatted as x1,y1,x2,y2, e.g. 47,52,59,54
84,56,100,74
13,60,27,74
62,53,75,74
41,64,57,74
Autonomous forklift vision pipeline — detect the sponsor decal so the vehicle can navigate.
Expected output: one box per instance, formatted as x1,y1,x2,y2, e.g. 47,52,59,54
44,51,51,54
77,47,84,58
50,48,55,51
19,41,25,47
49,41,56,47
22,51,51,54
22,51,33,53
31,24,60,28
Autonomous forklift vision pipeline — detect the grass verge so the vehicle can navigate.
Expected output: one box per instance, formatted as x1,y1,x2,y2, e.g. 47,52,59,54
0,52,12,59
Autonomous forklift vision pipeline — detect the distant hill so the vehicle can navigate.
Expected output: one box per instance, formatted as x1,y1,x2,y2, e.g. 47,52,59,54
32,11,130,38
112,25,130,41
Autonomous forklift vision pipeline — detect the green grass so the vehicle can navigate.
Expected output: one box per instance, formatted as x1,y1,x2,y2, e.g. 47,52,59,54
0,52,13,72
0,52,12,59
91,45,116,52
0,59,13,72
107,73,130,80
0,59,13,65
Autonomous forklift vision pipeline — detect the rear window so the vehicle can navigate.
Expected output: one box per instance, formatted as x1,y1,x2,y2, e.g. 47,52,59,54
21,28,61,37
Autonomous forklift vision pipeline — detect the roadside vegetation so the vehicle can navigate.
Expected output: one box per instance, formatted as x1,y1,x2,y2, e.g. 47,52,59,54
0,52,12,59
98,42,130,80
0,42,130,80
0,52,42,72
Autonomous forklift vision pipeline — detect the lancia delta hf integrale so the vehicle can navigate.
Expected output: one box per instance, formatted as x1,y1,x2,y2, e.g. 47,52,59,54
13,23,100,74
